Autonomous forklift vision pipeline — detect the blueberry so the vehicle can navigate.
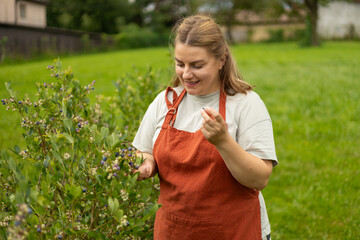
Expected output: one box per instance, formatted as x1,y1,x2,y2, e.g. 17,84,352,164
34,103,37,107
28,208,33,214
129,161,134,167
77,123,81,127
100,160,105,165
15,221,20,226
105,204,108,207
55,74,59,78
121,153,125,157
2,102,5,105
23,120,26,123
116,231,119,235
103,156,107,161
36,121,39,125
128,153,132,157
59,109,62,113
58,236,63,239
1,99,4,102
37,227,41,232
113,173,118,177
82,188,87,193
128,147,132,151
18,101,22,104
115,152,119,157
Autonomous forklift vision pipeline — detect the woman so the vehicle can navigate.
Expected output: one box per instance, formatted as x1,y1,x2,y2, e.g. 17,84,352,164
133,14,277,240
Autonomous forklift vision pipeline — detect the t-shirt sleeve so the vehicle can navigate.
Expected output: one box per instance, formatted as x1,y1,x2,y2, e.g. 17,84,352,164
132,91,164,154
236,92,278,166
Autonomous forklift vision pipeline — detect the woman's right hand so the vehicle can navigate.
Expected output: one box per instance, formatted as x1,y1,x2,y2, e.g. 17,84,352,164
135,151,157,181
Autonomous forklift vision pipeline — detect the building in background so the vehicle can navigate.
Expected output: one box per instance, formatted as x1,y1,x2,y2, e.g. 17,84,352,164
0,0,47,28
318,1,360,39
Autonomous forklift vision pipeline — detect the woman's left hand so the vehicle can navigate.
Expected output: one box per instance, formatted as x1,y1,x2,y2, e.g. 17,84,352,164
200,107,228,145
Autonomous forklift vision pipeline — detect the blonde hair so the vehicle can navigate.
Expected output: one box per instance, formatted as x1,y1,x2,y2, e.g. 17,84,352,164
170,14,253,95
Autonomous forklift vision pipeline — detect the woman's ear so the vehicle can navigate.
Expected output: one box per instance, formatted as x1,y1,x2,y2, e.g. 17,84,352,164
218,53,227,70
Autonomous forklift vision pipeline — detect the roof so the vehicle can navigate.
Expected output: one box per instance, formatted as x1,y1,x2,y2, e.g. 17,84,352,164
20,0,49,5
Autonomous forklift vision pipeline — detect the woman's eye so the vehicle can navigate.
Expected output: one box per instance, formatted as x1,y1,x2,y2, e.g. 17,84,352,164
176,63,184,67
193,65,203,69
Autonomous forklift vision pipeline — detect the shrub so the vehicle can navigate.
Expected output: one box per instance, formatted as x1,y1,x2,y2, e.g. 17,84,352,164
115,24,169,49
0,59,159,239
267,29,284,43
100,67,164,140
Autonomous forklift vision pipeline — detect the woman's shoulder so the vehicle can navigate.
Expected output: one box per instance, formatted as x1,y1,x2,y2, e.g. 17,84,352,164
227,90,263,106
227,90,270,120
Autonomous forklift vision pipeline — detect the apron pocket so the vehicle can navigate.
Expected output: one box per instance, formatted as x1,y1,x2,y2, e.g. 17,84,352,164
155,208,225,240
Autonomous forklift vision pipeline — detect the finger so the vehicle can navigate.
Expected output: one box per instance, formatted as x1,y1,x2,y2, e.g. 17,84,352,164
201,109,213,121
204,107,222,120
136,165,148,181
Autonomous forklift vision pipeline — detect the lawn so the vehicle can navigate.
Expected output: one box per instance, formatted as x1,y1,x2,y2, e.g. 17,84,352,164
1,41,359,239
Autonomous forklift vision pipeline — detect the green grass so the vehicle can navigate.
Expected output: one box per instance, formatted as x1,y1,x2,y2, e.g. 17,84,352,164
1,42,359,239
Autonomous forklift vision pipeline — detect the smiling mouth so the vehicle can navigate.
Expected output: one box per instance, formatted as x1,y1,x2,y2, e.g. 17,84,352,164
184,80,200,87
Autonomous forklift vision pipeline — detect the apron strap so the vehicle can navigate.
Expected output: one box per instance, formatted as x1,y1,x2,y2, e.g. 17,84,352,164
165,87,178,109
219,89,226,120
164,87,186,126
164,87,226,127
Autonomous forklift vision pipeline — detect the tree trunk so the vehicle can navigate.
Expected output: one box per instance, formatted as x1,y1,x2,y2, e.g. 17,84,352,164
223,9,235,44
305,0,320,46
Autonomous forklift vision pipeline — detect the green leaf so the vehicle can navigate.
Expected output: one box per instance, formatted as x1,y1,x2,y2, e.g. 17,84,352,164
63,119,72,133
108,197,114,213
27,214,39,225
63,133,74,144
1,150,10,161
52,151,64,166
114,209,124,223
65,184,82,199
101,127,109,140
108,197,119,215
5,81,14,97
48,134,59,152
14,145,20,154
43,155,50,168
62,98,67,117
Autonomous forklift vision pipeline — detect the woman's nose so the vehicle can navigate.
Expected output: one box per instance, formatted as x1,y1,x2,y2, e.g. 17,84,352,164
183,66,193,80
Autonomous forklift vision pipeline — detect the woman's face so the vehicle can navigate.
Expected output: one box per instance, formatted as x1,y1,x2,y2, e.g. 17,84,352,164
174,43,224,96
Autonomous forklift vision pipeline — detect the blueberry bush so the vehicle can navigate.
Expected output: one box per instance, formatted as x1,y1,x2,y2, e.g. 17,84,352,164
0,59,160,239
102,66,163,139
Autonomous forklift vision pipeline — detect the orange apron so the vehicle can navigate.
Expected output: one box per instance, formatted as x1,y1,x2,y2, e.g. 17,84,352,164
153,87,262,240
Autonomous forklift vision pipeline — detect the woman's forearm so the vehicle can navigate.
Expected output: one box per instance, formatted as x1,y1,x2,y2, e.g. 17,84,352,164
214,133,273,190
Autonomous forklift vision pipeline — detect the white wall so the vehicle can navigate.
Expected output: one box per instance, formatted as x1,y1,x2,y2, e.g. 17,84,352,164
16,0,46,28
0,0,16,24
318,1,360,39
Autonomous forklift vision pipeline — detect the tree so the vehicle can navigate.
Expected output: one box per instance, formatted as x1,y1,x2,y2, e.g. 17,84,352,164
47,0,134,33
283,0,346,46
199,0,273,43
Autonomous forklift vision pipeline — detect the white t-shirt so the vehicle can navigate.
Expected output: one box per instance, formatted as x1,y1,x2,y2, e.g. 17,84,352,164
133,86,278,238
